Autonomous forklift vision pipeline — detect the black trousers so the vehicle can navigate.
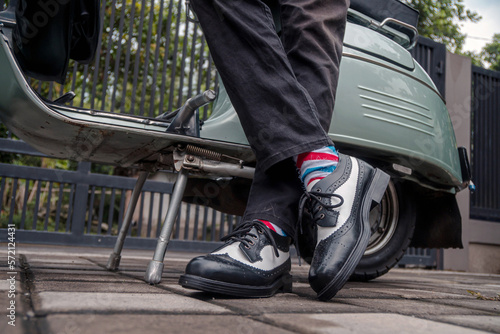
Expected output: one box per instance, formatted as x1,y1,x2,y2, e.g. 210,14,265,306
190,0,349,236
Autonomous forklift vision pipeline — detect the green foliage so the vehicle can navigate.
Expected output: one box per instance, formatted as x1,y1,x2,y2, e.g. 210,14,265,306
0,124,15,164
0,178,73,231
402,0,481,53
467,290,500,301
480,33,500,71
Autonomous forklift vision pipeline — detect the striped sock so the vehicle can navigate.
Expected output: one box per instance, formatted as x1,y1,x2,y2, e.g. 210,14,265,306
295,146,339,192
258,220,287,237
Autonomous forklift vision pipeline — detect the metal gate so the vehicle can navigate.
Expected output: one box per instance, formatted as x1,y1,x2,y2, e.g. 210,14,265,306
470,66,500,222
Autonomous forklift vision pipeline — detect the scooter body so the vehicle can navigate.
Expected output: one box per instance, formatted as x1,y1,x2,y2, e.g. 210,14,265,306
0,0,471,280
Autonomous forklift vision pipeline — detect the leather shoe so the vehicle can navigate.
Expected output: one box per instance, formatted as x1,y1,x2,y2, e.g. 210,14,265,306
299,154,389,301
179,220,292,297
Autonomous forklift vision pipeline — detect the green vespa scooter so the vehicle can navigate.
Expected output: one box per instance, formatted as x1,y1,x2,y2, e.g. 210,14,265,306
0,0,472,283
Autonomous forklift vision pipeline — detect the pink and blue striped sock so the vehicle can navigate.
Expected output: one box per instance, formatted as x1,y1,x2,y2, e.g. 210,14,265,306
258,219,287,237
295,146,339,192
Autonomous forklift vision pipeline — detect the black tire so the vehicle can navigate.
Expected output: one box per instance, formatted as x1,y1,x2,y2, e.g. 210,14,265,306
350,180,416,281
297,179,416,281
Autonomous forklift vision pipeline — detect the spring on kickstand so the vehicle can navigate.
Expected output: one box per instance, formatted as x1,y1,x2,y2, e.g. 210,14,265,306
185,145,222,161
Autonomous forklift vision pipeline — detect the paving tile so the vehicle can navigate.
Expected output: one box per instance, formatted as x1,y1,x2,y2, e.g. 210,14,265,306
291,282,394,300
334,298,495,317
0,320,24,334
22,254,102,264
26,264,102,271
119,270,184,283
33,291,231,315
31,268,111,275
368,281,500,299
32,280,166,293
23,257,92,265
263,313,489,334
213,294,369,315
269,280,417,300
0,287,30,333
0,274,20,292
385,270,500,287
43,314,295,334
351,287,468,299
32,271,140,283
163,283,377,315
430,315,500,333
424,298,500,315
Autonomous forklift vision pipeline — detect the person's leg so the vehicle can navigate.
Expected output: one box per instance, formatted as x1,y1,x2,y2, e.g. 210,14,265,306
180,0,312,297
189,0,333,172
242,158,303,237
276,1,390,301
180,0,344,297
242,0,350,235
280,0,348,132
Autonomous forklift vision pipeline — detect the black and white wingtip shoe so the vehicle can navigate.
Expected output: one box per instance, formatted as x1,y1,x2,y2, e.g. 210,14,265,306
179,220,292,298
300,153,390,301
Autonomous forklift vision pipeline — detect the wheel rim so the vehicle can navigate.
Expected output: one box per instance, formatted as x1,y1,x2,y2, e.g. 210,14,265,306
364,181,399,255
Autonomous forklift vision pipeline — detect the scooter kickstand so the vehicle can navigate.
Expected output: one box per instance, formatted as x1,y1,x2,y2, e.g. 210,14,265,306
106,171,149,271
145,168,189,284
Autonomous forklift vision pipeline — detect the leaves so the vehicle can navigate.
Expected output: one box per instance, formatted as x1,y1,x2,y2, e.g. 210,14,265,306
480,33,500,71
467,290,500,301
402,0,481,53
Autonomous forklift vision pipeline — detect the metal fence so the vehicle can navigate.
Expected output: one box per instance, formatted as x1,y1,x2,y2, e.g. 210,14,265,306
470,66,500,222
0,157,239,252
1,0,217,118
411,37,447,97
0,1,449,267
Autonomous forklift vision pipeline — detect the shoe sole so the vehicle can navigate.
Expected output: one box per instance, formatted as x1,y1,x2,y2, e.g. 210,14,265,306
317,167,390,301
178,273,293,298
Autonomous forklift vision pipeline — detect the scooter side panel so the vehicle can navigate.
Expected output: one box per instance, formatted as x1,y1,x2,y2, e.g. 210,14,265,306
200,81,249,146
200,50,462,190
330,47,462,188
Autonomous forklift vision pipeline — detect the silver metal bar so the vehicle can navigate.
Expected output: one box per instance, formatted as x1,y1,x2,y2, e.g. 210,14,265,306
375,17,419,49
145,168,189,284
106,171,149,271
183,157,255,179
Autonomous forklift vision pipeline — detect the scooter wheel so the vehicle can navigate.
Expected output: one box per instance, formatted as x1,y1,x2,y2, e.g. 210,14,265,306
297,179,416,282
350,179,416,281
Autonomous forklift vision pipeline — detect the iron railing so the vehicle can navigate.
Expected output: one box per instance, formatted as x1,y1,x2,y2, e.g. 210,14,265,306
0,159,238,251
411,37,447,97
470,66,500,222
1,0,217,119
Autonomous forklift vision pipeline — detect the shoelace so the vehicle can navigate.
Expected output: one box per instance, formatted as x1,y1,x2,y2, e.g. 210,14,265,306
298,191,344,227
295,191,345,265
221,220,281,257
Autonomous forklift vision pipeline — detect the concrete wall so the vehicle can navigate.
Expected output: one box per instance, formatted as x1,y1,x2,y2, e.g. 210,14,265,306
444,52,500,274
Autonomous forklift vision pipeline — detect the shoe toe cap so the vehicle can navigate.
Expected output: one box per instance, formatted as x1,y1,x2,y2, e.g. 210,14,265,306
185,255,246,284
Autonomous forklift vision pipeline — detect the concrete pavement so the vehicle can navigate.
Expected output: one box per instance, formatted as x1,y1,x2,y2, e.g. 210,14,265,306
1,244,499,333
